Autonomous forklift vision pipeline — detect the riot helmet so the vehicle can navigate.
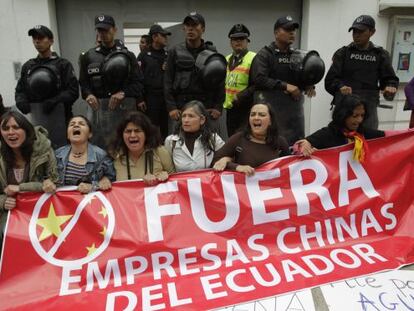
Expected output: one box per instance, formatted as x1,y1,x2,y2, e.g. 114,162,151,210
195,50,227,90
290,50,325,88
27,66,59,101
101,51,130,94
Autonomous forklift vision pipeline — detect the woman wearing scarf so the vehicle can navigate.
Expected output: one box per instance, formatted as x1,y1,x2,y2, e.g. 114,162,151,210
296,94,385,161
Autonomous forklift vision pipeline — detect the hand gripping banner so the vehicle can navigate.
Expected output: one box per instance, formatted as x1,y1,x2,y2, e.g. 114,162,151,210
1,132,414,310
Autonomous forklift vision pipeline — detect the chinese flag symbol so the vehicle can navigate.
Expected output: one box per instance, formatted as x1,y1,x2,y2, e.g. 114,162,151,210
34,192,111,261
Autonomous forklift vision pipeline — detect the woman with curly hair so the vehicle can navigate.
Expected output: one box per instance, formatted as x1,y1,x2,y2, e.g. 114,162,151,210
110,111,174,185
164,100,224,172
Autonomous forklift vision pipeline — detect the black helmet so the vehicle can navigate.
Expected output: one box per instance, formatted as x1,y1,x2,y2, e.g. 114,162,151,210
290,50,325,88
102,51,130,94
195,50,227,90
27,66,58,101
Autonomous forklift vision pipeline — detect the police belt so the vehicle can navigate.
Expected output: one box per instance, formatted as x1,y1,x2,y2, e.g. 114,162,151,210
176,94,207,107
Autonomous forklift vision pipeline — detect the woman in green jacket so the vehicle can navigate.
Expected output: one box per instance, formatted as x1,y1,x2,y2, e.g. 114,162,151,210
0,111,58,250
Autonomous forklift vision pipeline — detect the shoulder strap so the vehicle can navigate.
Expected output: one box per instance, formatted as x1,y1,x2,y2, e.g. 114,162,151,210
144,150,154,174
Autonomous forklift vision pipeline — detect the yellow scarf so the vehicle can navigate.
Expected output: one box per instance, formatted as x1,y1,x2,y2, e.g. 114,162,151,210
344,131,368,162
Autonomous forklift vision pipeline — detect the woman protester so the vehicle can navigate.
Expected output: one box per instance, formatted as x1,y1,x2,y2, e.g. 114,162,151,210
55,115,115,193
110,112,175,184
0,111,57,247
164,100,225,172
296,94,385,160
213,102,289,176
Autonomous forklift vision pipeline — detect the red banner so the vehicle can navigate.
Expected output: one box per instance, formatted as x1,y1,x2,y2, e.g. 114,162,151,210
1,132,414,310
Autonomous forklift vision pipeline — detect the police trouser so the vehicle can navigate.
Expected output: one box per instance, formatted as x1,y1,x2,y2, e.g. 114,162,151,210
167,95,222,135
254,90,305,145
30,102,67,149
333,90,380,130
226,104,250,138
145,91,168,140
168,115,221,136
353,90,380,130
91,97,137,149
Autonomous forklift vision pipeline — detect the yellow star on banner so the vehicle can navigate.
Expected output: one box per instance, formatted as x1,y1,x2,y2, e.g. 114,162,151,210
98,206,107,218
36,203,73,242
100,226,107,237
86,243,97,256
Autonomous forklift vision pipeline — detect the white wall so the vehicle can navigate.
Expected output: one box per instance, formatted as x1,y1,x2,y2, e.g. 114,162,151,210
0,0,59,107
302,0,410,132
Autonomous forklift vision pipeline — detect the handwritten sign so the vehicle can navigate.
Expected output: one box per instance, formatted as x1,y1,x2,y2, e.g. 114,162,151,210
216,289,315,311
321,270,414,310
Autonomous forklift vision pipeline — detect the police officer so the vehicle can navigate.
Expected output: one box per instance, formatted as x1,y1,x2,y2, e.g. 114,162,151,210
325,15,399,129
15,25,79,148
164,12,226,134
224,24,256,137
250,16,316,145
79,14,144,148
137,25,171,139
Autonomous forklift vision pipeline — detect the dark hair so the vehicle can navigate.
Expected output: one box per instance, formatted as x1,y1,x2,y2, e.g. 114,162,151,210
331,95,368,131
110,111,161,157
243,102,280,149
0,94,8,116
0,111,36,168
174,100,216,153
141,34,151,45
68,115,93,134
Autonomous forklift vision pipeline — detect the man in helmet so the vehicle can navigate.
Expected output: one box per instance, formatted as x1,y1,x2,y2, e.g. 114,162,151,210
79,14,144,148
223,24,256,138
325,15,399,129
15,25,79,148
164,12,226,134
137,25,171,139
250,16,317,145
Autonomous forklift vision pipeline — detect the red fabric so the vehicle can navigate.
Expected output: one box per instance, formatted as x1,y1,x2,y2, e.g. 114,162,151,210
1,132,414,310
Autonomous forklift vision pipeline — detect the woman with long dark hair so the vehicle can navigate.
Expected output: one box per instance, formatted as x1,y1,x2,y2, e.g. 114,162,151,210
0,111,57,246
110,111,174,184
164,100,224,172
213,102,289,176
297,95,385,159
55,115,115,193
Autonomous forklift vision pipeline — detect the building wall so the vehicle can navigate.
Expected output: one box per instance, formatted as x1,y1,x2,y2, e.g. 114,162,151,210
54,0,302,72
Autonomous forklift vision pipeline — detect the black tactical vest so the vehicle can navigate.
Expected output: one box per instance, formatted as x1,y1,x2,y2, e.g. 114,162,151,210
266,46,298,85
342,45,382,90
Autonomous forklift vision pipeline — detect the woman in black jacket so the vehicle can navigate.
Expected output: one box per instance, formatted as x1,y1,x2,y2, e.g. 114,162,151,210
297,95,385,158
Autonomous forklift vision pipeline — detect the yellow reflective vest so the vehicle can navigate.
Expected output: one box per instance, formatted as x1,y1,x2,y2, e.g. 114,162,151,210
223,51,256,109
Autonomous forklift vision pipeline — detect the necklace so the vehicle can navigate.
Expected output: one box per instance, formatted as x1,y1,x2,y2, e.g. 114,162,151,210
72,151,85,158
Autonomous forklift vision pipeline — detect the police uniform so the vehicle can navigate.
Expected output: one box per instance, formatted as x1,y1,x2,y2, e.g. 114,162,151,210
250,17,306,145
325,15,399,129
164,12,226,134
15,25,79,148
78,15,144,148
138,25,170,139
224,24,256,137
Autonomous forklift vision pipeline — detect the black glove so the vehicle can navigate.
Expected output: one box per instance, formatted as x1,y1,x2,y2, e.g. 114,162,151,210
16,101,31,114
42,99,56,114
